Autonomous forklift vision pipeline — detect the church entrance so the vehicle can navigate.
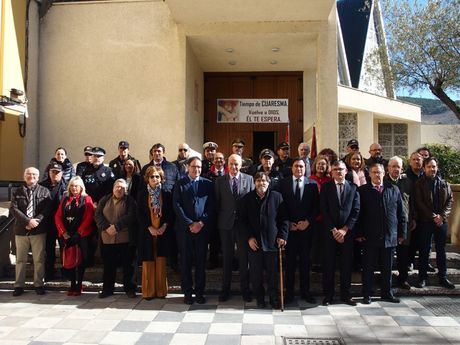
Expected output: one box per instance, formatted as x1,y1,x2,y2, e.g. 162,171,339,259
204,72,303,162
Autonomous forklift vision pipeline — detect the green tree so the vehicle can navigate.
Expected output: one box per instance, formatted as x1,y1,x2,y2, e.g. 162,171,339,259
425,144,460,184
381,0,460,119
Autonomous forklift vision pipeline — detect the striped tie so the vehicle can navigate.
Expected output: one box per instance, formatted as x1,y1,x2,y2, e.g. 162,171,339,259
26,188,34,218
232,177,238,197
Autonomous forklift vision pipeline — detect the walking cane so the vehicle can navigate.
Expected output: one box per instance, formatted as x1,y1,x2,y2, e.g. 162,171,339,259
279,246,284,312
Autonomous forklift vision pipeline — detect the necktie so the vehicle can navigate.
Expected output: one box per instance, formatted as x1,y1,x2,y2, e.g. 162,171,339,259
294,178,301,201
218,170,222,177
26,188,34,218
338,183,344,205
375,185,383,193
232,177,238,197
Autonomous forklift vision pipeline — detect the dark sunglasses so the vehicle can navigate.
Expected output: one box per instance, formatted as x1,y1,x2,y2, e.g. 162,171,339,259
179,148,188,152
149,175,161,179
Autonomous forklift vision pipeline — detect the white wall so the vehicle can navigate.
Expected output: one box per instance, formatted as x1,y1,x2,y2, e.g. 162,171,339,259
37,1,186,170
421,125,460,150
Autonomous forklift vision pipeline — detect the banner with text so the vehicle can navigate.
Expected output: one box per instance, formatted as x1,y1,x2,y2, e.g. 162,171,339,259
217,99,289,123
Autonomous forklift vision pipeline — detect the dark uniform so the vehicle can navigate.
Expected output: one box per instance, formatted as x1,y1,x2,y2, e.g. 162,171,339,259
109,154,142,179
251,165,283,192
76,146,94,177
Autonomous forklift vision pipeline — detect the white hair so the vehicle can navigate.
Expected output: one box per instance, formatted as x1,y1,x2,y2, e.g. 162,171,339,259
388,156,403,167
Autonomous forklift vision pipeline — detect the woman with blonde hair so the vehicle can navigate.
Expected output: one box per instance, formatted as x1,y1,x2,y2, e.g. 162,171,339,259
137,166,172,300
55,176,95,296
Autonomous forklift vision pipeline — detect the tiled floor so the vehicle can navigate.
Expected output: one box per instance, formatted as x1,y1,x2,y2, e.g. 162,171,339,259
0,291,459,344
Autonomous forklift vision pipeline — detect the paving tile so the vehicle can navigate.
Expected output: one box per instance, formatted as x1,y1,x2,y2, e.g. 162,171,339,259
22,317,62,329
82,319,120,331
434,326,460,342
154,311,185,322
422,316,459,327
328,307,360,316
384,307,419,316
332,315,366,326
144,321,180,333
392,316,430,326
0,340,30,345
370,325,408,339
135,332,173,345
34,329,78,342
242,313,273,324
2,327,44,341
68,330,108,344
274,324,307,337
301,307,330,315
169,333,207,345
357,307,388,316
113,320,149,332
338,325,376,340
412,307,435,316
96,308,131,320
176,322,210,334
212,313,244,323
362,315,399,327
0,317,31,327
240,335,276,345
124,310,159,321
208,322,242,335
204,334,241,345
100,331,142,344
305,325,341,337
241,323,274,335
272,315,304,325
401,326,447,341
182,312,215,323
302,315,335,326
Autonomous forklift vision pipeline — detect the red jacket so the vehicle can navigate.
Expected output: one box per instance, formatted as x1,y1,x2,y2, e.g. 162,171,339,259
55,194,95,238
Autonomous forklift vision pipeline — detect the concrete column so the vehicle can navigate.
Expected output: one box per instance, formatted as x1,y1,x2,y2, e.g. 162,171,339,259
303,69,317,142
357,111,374,153
408,122,421,154
316,6,338,151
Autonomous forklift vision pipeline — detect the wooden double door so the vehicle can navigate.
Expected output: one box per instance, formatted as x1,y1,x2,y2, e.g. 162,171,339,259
204,72,303,161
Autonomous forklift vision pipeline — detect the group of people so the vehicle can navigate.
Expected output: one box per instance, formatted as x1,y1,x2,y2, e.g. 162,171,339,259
9,138,454,308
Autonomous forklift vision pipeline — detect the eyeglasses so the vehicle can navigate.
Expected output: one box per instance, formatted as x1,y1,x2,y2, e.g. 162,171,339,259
49,170,61,174
84,153,92,156
179,148,188,152
233,145,244,149
149,175,161,179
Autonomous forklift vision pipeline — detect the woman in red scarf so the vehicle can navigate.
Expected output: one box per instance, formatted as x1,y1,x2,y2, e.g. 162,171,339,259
55,176,95,296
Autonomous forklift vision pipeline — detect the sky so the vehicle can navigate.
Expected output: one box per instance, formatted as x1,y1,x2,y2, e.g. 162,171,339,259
396,87,460,100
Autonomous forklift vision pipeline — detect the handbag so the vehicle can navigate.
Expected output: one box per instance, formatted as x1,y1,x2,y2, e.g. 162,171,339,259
62,245,82,269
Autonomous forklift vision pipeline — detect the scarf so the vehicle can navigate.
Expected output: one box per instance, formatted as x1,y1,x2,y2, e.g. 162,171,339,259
147,184,162,216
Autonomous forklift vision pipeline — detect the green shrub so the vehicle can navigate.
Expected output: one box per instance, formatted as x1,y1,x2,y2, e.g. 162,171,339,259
425,144,460,184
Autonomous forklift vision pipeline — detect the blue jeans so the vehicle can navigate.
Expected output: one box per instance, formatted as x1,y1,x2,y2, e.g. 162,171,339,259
418,221,447,281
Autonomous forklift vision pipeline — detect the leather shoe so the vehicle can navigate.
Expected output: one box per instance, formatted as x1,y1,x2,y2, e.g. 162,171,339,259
427,264,436,273
362,296,372,305
242,291,253,303
416,280,427,288
381,296,400,303
302,294,316,304
218,292,230,302
398,281,411,290
35,287,46,295
439,278,455,289
98,291,113,299
322,298,332,306
196,295,206,304
125,290,136,298
12,287,24,297
183,295,194,305
341,297,357,306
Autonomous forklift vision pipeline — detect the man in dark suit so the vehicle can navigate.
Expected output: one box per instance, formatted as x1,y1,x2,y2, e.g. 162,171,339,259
173,157,214,305
279,158,318,304
320,160,360,306
215,154,254,302
356,163,406,304
241,172,289,308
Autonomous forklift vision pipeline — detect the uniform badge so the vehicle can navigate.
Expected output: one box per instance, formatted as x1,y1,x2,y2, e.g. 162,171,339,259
102,173,106,177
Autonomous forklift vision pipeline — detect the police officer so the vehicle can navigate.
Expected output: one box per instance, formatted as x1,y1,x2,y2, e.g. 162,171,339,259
76,146,93,177
81,147,115,204
231,138,253,174
251,149,283,192
109,140,142,179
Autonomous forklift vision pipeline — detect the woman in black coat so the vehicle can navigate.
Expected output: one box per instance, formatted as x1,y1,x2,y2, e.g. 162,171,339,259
43,147,75,184
137,166,172,300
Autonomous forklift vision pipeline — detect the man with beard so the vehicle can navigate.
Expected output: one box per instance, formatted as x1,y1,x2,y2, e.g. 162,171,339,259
39,163,67,281
240,172,288,308
365,143,388,170
173,143,191,178
109,141,141,179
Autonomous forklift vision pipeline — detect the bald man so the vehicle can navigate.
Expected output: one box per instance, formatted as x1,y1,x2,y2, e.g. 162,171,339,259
365,143,388,170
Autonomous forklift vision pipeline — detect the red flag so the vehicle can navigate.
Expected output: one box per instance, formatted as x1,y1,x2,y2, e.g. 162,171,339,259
284,123,290,143
310,126,317,160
